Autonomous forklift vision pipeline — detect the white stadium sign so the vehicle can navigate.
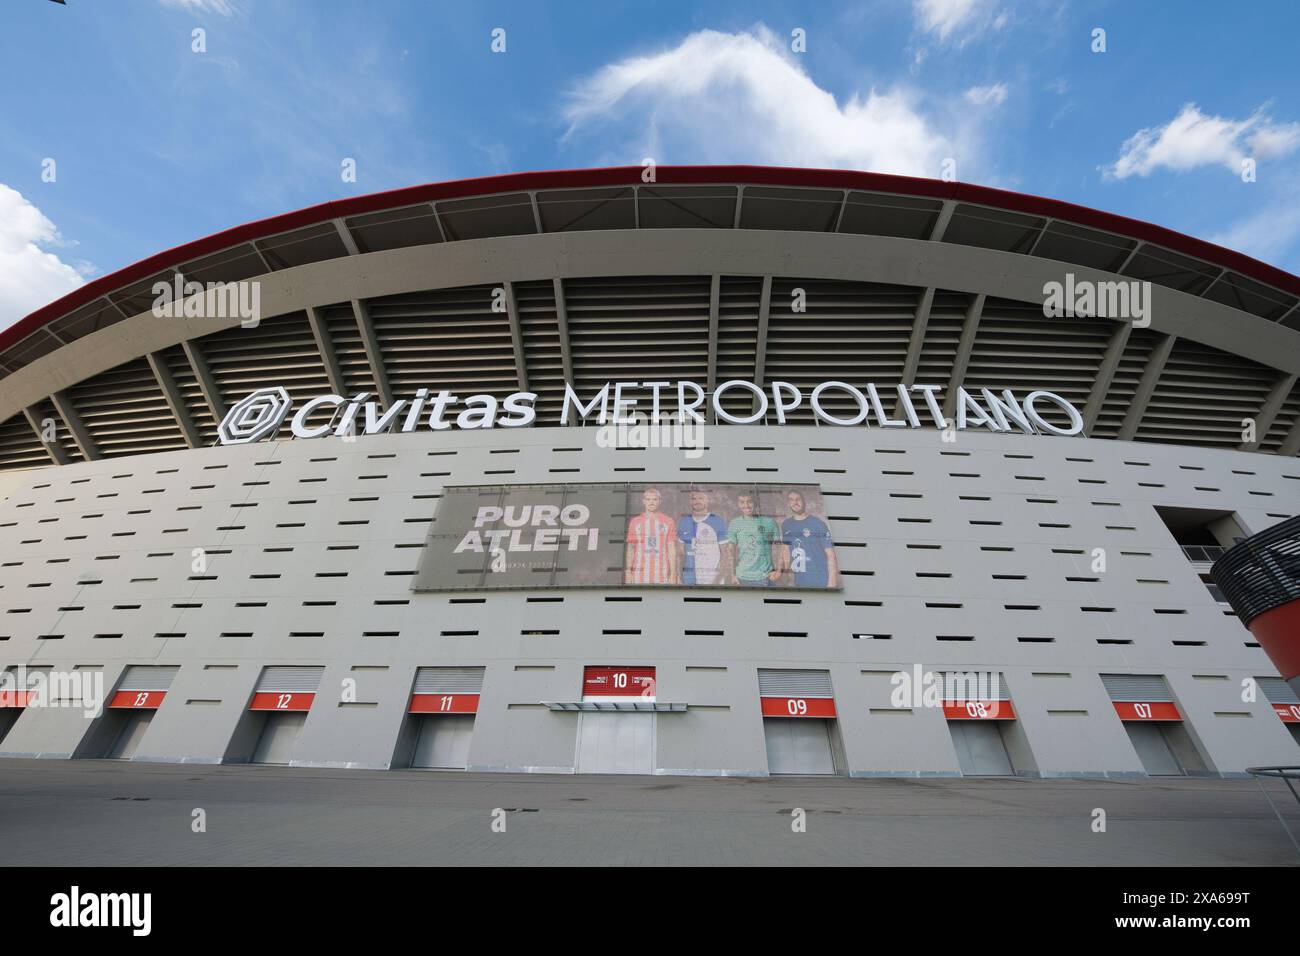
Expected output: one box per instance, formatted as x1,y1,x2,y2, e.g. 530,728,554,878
215,379,1085,445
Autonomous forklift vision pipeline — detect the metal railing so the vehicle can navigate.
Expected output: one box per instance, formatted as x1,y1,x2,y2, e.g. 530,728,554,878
1181,544,1227,563
1245,765,1300,855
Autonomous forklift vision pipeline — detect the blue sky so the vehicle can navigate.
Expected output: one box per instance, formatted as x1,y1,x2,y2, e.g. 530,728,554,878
3,0,1299,327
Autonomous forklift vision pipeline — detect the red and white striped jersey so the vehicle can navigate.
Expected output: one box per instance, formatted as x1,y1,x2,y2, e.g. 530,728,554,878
626,511,676,584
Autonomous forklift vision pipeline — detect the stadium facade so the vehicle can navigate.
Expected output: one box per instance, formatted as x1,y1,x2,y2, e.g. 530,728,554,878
0,165,1298,778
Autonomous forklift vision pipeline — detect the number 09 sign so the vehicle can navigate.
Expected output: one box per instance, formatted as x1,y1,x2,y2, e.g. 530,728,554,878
760,696,837,718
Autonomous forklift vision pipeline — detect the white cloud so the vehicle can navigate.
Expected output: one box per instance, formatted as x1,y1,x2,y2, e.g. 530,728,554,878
964,83,1007,106
913,0,994,41
563,28,958,177
0,185,87,331
158,0,236,14
1105,103,1300,180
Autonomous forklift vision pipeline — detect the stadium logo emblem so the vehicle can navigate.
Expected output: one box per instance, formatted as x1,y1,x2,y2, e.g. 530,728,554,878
218,387,292,444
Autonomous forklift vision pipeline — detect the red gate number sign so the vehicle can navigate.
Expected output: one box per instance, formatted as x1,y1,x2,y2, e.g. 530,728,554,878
583,666,656,697
942,699,1016,720
1274,703,1300,723
109,690,166,709
249,692,315,712
760,696,837,718
409,693,480,715
1112,701,1181,721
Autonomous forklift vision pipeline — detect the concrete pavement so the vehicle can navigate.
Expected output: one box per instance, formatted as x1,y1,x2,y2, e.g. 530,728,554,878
0,759,1296,865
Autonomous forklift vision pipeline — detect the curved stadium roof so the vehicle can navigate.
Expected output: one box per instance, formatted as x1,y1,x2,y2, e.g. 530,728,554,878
2,165,1300,469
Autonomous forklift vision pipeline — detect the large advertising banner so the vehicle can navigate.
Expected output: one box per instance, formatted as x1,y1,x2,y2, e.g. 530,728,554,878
414,482,840,592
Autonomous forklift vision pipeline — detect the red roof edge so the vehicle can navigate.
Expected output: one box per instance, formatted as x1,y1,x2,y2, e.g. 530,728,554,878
5,164,1297,355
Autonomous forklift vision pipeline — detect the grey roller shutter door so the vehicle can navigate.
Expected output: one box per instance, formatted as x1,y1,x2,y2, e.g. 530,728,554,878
576,711,655,774
252,712,307,764
412,715,475,770
108,711,154,759
413,667,485,694
758,669,834,698
1125,723,1183,775
117,665,179,692
764,718,836,775
949,721,1014,775
255,666,324,694
1259,676,1299,704
1101,674,1172,702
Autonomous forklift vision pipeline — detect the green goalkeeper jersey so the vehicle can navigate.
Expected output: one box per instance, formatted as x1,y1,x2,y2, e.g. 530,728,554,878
727,515,779,580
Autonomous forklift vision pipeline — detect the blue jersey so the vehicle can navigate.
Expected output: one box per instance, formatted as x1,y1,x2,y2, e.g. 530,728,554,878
678,513,728,585
781,515,833,587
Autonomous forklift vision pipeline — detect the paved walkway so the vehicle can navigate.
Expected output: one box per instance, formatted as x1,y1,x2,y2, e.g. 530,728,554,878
1,759,1296,865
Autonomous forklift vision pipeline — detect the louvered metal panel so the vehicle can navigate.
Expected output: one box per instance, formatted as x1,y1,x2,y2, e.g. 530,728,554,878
1101,674,1173,702
1136,338,1275,447
203,312,333,412
1091,327,1159,439
321,301,380,395
1259,676,1300,705
413,666,485,695
4,268,1300,469
715,276,762,415
515,280,564,421
565,276,712,396
1260,380,1300,453
366,286,518,395
67,357,187,458
764,279,917,423
160,343,217,445
757,668,834,698
964,298,1109,428
0,412,50,469
254,666,324,694
117,665,180,692
28,397,82,464
913,290,971,392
